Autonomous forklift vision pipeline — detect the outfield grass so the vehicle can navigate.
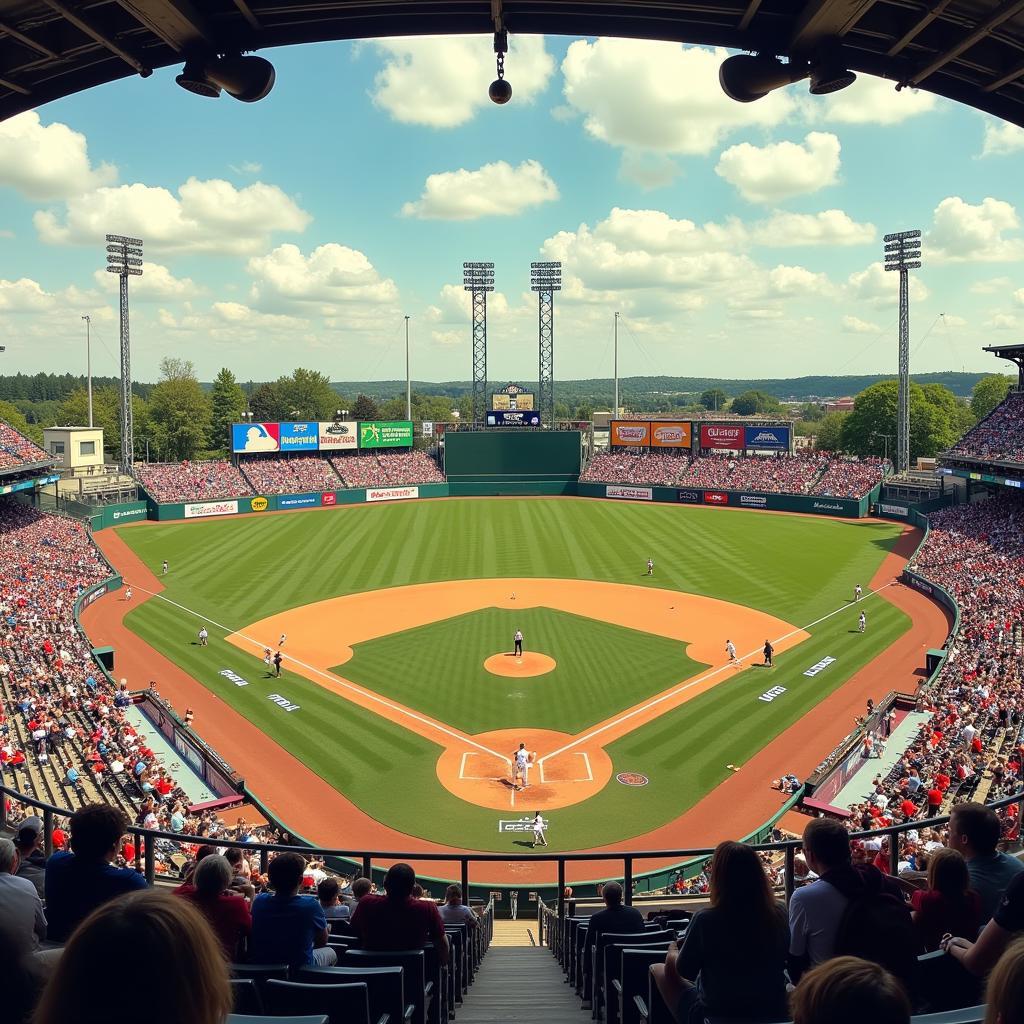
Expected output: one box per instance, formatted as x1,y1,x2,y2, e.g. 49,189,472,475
117,499,910,850
338,607,704,735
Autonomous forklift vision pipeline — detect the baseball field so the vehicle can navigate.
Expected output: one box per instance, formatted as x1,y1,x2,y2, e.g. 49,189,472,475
96,497,922,853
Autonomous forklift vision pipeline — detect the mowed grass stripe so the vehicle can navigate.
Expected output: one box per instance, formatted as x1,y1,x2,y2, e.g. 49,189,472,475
116,499,910,850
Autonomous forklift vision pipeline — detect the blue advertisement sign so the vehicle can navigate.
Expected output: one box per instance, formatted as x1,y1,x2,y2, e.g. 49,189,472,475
232,422,279,453
743,426,790,450
486,410,541,426
278,493,319,509
279,421,319,450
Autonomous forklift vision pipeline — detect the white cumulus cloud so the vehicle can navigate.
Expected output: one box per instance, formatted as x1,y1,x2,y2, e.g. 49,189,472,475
94,261,201,301
751,210,875,247
561,40,796,155
35,177,311,255
842,315,881,334
813,75,938,125
928,196,1024,262
716,132,841,203
846,262,928,307
401,160,559,220
0,112,117,200
368,35,555,128
980,119,1024,157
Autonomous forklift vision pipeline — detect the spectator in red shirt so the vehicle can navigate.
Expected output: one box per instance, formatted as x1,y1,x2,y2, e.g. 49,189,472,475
935,771,951,792
351,863,449,963
899,798,917,820
175,854,252,960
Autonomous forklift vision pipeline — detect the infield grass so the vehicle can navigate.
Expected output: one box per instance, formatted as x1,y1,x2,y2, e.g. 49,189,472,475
117,498,911,850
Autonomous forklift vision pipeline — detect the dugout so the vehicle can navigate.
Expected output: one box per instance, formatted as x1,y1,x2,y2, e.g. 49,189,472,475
443,430,582,495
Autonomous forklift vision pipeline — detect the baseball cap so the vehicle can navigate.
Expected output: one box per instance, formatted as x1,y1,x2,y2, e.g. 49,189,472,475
15,815,43,844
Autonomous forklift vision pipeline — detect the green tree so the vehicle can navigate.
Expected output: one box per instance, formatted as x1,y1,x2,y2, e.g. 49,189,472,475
0,399,43,444
249,381,289,421
814,412,848,452
283,368,339,420
210,368,248,453
970,374,1014,420
799,402,825,422
700,388,728,411
147,358,212,461
352,393,381,420
731,389,782,416
841,379,967,462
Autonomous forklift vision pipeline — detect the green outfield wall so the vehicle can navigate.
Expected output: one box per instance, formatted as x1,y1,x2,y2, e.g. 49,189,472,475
443,430,582,483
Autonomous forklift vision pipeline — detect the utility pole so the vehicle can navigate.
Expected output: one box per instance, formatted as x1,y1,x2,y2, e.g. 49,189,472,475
613,312,620,417
883,230,922,475
405,315,412,421
81,315,93,427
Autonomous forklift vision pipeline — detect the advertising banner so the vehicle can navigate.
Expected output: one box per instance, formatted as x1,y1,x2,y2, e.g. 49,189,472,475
366,487,417,503
184,500,238,519
700,424,743,449
279,421,319,451
703,491,729,505
610,421,651,447
367,486,420,502
232,422,279,453
738,494,768,507
649,422,691,447
677,489,703,504
318,420,358,449
744,426,790,450
878,502,909,517
486,410,541,426
278,493,318,509
359,421,414,448
321,492,337,506
606,485,653,500
249,497,269,512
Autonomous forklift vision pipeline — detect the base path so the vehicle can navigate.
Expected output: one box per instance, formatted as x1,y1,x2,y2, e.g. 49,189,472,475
83,521,949,884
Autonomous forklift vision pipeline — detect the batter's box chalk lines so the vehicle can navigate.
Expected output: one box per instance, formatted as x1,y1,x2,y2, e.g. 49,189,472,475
537,581,897,768
135,587,513,766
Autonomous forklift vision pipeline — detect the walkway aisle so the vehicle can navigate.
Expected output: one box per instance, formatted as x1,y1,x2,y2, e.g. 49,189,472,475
459,929,580,1024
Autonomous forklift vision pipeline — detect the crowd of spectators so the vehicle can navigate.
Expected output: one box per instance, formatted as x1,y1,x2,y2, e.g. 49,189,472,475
135,461,252,503
948,391,1024,465
239,455,342,495
0,421,49,471
332,449,445,488
580,450,689,485
581,449,885,498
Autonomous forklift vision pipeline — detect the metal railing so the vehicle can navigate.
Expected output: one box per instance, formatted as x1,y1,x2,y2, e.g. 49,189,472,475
5,782,1021,918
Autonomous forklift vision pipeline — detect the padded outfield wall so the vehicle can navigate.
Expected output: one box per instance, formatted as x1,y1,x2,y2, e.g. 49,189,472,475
443,430,582,491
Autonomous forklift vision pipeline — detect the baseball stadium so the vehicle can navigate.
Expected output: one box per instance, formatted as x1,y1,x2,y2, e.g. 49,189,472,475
3,3,1024,1024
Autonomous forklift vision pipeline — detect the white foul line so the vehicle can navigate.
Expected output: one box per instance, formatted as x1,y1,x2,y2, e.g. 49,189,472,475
132,586,513,766
538,581,897,767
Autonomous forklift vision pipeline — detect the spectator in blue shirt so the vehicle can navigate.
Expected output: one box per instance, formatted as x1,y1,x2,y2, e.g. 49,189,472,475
45,804,148,943
250,853,337,969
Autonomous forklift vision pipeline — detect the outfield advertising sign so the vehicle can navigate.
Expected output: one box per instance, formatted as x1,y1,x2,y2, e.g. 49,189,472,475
184,500,238,519
650,422,691,447
359,421,414,448
278,493,318,509
700,424,744,449
232,422,279,453
321,492,337,506
486,410,541,426
703,491,729,505
606,485,652,500
279,421,319,450
610,421,650,447
677,489,703,504
367,486,419,502
878,502,909,517
318,420,358,449
744,426,790,450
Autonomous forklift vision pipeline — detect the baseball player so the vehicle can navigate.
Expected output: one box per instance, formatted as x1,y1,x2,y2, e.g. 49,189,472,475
198,626,208,646
162,560,168,576
279,633,287,648
532,811,548,848
124,586,132,602
273,650,283,677
859,611,867,633
763,640,774,667
513,743,530,791
854,584,863,602
263,648,272,668
647,558,655,576
514,630,524,657
726,640,738,665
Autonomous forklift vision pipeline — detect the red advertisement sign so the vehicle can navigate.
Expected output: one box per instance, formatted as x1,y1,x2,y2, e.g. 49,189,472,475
321,492,337,506
704,491,729,505
700,424,744,449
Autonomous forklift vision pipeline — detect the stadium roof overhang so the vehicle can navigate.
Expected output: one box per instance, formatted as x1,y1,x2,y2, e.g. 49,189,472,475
1,0,1023,126
983,343,1024,388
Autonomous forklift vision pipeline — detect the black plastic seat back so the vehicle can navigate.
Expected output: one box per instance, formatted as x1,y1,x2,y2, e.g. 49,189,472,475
298,965,407,1024
230,979,265,1016
345,950,428,1024
264,980,370,1024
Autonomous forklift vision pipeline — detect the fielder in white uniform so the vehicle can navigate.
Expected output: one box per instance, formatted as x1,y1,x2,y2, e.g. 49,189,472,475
513,743,530,791
532,812,548,847
726,640,738,664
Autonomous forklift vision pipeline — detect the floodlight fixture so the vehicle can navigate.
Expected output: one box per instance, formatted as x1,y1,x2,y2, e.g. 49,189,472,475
176,53,276,102
104,234,143,474
720,48,855,104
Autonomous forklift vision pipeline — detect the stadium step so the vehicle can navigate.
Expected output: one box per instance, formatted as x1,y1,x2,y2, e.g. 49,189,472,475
458,945,580,1024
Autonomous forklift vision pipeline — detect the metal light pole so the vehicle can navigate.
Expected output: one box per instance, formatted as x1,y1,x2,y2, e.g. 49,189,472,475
463,262,494,423
404,315,412,421
883,230,922,476
531,262,561,426
105,234,143,474
613,312,620,417
81,314,93,427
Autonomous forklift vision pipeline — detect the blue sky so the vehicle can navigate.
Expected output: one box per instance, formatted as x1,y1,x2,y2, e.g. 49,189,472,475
1,35,1023,384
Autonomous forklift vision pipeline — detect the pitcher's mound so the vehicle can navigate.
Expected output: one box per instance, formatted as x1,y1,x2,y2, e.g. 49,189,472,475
484,652,557,678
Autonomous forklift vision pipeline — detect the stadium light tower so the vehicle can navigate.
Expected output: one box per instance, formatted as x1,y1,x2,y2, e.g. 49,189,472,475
883,229,922,476
106,234,143,474
463,262,494,423
530,262,561,426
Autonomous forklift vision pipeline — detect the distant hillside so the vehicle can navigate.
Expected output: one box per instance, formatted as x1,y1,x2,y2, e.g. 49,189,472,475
333,372,989,403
